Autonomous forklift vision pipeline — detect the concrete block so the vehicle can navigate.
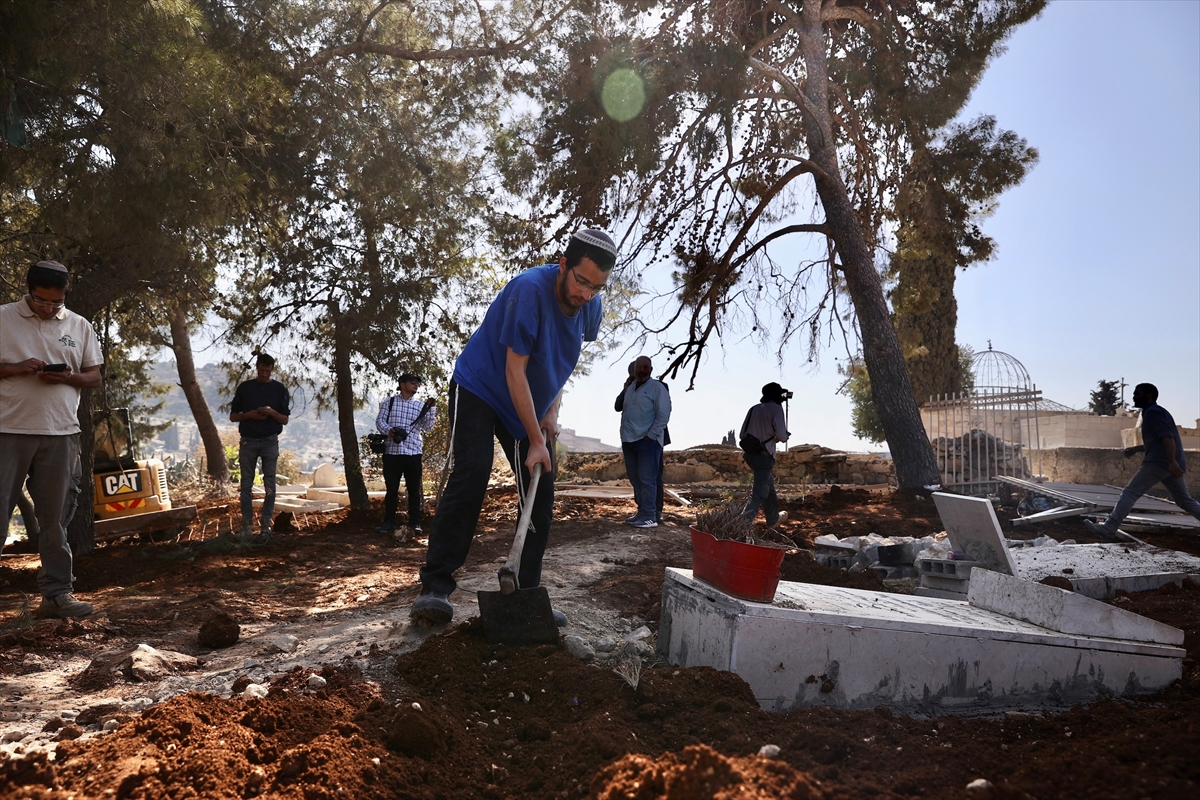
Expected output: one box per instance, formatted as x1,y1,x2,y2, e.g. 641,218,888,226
659,568,1183,713
914,586,968,601
967,569,1183,646
920,558,980,579
919,572,971,593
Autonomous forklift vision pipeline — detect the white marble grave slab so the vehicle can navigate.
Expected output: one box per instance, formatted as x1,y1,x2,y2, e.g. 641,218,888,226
931,492,1015,574
968,569,1183,645
1009,543,1200,599
660,568,1183,714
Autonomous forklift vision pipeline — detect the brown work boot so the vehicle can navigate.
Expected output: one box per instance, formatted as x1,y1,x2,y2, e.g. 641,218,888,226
36,592,94,619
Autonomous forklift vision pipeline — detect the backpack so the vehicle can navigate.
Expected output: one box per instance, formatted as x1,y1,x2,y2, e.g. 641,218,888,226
738,408,766,456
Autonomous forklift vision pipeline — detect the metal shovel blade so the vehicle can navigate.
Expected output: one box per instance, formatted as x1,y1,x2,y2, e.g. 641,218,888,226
477,586,559,645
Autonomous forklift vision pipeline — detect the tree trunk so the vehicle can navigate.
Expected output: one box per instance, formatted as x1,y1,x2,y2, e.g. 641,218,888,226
333,312,370,509
168,303,229,483
66,388,96,555
797,5,939,489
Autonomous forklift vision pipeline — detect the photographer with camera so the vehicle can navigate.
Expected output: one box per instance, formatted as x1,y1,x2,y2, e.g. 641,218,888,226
738,382,792,529
375,372,436,538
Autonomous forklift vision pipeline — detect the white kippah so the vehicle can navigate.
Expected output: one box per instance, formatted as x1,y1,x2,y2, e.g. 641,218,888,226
35,260,69,273
571,229,618,257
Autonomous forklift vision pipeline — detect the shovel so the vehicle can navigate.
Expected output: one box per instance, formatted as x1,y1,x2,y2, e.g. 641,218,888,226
477,460,559,645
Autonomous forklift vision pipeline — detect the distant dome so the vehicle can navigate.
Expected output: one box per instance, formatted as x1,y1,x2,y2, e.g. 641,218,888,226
970,341,1032,394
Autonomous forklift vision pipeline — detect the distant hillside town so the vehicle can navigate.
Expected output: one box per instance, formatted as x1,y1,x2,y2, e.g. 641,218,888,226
140,362,620,471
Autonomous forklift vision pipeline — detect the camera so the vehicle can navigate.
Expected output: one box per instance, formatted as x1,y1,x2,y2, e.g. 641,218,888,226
391,428,408,442
781,389,794,400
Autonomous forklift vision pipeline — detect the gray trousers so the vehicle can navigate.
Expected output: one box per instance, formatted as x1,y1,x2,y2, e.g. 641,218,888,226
239,435,279,531
0,433,79,598
1101,461,1200,532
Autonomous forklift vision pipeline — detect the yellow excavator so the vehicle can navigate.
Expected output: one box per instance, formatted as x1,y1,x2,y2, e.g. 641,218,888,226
91,409,196,542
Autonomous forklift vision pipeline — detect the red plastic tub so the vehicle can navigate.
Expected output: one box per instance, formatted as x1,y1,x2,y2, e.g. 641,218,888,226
689,525,785,603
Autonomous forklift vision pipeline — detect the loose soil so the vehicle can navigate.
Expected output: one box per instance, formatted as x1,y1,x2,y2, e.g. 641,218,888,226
1,486,1198,799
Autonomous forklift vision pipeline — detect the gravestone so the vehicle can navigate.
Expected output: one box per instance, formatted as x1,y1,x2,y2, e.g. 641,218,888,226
311,463,340,488
931,492,1016,574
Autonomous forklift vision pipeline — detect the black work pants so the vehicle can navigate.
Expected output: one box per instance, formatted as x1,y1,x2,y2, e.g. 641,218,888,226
382,453,423,526
419,382,554,597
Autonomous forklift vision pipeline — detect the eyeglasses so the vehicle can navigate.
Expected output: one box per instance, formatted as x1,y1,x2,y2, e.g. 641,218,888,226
569,268,606,296
28,294,65,309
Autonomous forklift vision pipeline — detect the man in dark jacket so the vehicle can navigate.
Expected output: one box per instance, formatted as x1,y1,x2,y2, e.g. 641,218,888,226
740,382,791,528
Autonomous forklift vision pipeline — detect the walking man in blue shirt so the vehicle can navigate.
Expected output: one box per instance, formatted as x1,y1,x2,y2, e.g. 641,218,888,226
1084,383,1200,540
619,356,671,528
229,353,290,544
410,229,617,627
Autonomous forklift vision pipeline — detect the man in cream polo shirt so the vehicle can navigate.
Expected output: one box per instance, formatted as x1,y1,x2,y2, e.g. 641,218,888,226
0,260,103,618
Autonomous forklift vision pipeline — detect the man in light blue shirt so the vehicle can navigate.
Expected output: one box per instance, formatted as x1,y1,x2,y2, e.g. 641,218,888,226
620,356,671,528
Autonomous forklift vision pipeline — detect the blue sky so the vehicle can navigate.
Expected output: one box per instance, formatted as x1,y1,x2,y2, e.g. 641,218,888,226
558,0,1200,451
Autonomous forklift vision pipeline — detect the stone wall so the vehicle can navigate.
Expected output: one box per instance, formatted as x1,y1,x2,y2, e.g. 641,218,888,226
1035,447,1200,497
559,445,897,487
561,443,1200,498
1033,414,1131,449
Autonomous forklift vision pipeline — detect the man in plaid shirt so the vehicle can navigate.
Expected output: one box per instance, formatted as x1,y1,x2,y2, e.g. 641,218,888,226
375,372,436,538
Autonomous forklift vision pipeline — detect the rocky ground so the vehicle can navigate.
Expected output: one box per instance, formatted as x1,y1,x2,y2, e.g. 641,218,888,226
1,486,1198,799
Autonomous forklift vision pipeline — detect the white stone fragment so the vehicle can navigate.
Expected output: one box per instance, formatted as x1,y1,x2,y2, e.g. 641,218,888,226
966,778,994,794
271,634,300,653
306,675,328,690
244,658,261,669
411,702,422,712
124,697,154,712
758,744,781,758
594,636,619,653
243,684,269,699
2,730,25,742
317,644,331,654
102,719,120,732
626,626,652,642
563,635,595,662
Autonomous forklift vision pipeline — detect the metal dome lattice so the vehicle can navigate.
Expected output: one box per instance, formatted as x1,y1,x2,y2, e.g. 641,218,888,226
971,341,1033,395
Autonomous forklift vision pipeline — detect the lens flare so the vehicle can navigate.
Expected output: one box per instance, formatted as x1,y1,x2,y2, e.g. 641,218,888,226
601,69,645,122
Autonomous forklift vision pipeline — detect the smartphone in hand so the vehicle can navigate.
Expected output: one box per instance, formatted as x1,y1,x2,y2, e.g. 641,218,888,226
42,363,68,372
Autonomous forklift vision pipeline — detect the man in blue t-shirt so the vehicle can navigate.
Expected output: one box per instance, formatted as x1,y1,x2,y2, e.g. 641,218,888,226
411,229,617,626
1084,383,1200,541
